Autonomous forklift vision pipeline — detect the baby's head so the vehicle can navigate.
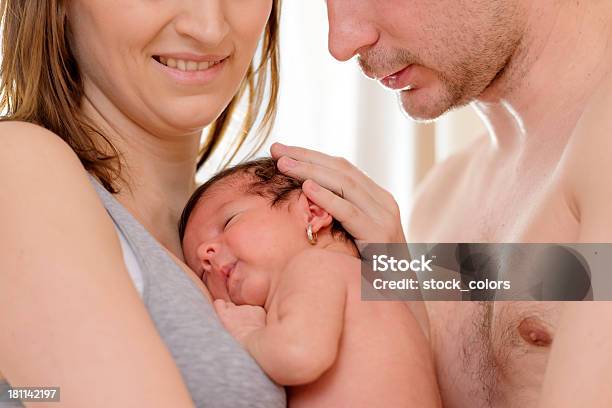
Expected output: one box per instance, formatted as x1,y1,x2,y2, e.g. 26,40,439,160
179,158,354,306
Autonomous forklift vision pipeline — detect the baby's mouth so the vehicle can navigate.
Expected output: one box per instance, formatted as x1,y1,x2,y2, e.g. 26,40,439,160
227,266,244,302
221,263,235,291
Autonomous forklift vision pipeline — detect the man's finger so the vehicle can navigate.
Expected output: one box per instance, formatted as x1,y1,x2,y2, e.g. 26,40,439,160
271,143,327,165
279,158,384,216
272,143,392,204
302,179,376,241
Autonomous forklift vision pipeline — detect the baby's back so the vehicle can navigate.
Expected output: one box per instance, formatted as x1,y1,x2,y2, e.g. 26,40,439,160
289,254,441,407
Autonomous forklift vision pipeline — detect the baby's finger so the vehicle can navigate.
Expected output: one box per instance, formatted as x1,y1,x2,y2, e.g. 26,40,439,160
213,299,228,313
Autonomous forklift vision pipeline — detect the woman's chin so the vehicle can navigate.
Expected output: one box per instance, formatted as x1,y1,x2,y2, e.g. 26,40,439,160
160,109,225,133
145,87,239,133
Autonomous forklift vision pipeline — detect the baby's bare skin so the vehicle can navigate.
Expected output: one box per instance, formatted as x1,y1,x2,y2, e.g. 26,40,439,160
217,247,441,407
185,178,441,406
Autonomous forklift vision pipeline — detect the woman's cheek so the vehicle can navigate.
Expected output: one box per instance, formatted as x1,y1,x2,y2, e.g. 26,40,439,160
226,0,273,29
226,0,273,52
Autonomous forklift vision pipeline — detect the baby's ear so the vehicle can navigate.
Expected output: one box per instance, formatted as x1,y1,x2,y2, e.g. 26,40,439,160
296,193,333,233
308,201,333,233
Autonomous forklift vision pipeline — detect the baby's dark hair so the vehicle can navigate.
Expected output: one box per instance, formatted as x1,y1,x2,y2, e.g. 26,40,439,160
178,157,354,244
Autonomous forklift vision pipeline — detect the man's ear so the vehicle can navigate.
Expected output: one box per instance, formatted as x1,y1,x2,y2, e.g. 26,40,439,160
296,193,333,233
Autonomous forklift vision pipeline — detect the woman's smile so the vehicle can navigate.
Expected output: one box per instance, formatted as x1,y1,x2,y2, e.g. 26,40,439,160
152,52,230,86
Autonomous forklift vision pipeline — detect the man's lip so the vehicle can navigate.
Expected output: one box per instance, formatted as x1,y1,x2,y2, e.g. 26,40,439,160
380,65,414,90
362,64,410,81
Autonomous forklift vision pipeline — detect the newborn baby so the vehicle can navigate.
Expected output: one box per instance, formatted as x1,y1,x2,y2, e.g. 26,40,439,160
179,158,440,407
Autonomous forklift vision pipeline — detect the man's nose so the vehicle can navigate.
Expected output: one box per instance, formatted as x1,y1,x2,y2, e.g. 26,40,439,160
174,0,230,48
326,0,379,62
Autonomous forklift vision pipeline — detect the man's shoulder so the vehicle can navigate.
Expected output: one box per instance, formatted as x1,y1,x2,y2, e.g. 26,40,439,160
558,75,612,238
407,135,488,235
562,76,612,183
573,74,612,136
417,135,487,197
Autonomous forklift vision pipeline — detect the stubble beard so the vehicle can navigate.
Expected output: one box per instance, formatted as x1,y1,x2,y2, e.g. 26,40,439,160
358,27,524,122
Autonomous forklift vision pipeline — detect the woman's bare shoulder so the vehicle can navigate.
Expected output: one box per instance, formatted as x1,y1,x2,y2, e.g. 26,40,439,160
0,119,125,288
0,121,196,406
0,120,107,231
0,120,83,165
0,119,121,276
0,119,63,137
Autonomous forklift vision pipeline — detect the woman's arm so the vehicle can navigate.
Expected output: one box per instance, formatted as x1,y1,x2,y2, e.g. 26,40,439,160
0,122,195,408
215,249,347,386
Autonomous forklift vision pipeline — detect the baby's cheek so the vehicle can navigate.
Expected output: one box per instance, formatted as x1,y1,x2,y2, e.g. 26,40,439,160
242,273,269,306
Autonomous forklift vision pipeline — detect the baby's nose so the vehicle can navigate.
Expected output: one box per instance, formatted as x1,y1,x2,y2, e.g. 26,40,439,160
200,243,234,276
200,242,221,272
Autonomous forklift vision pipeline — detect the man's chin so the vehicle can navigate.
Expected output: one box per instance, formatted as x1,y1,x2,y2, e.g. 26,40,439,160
397,88,454,123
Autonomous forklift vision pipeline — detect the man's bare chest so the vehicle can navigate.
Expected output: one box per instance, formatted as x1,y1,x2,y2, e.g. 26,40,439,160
428,301,561,408
422,159,579,243
415,153,577,407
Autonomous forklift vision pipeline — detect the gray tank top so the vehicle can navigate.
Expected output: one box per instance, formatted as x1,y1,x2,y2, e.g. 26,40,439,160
0,176,285,408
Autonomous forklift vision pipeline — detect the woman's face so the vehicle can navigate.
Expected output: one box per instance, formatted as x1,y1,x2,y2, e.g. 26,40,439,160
68,0,272,135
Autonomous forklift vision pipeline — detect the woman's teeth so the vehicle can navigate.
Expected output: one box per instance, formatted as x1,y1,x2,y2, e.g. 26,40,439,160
157,56,222,72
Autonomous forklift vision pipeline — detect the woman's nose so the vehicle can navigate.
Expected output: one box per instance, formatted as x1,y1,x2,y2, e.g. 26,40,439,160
326,0,379,62
174,0,230,47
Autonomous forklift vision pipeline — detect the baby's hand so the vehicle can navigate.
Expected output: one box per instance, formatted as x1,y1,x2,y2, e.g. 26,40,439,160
214,299,266,347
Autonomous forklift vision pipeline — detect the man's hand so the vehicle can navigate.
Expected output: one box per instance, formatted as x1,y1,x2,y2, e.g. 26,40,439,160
213,300,266,347
271,143,406,245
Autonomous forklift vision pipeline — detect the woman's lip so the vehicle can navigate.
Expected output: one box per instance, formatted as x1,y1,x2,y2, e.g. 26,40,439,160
153,56,227,85
154,53,230,62
380,65,415,90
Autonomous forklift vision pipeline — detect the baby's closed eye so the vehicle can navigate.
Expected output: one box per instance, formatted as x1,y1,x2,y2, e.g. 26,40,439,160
224,211,244,230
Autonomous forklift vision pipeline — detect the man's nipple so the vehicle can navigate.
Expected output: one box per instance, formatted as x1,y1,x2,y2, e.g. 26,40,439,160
517,317,553,347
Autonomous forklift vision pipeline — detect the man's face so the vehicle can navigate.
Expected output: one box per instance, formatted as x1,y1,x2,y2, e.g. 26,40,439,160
326,0,525,121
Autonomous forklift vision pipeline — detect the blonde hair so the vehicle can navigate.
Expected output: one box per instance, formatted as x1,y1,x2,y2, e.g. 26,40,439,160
0,0,281,193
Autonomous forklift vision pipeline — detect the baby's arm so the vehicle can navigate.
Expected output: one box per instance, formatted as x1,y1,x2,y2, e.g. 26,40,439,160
215,248,347,385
